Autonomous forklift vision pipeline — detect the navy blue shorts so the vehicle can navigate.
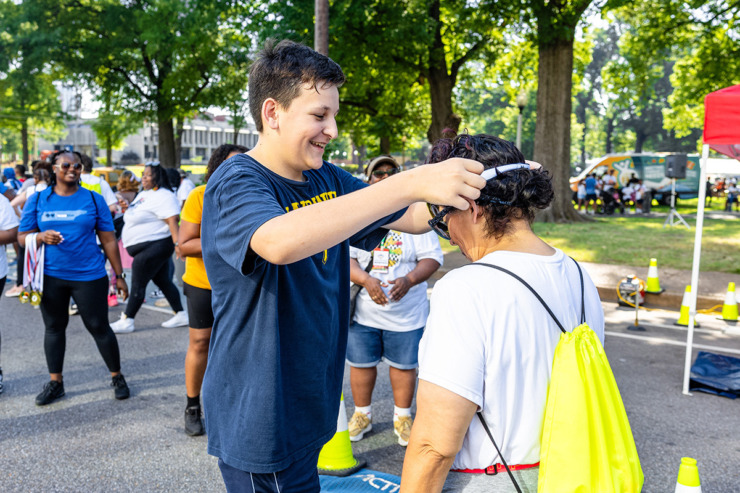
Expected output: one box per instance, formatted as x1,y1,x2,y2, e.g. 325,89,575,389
346,322,423,370
218,447,321,493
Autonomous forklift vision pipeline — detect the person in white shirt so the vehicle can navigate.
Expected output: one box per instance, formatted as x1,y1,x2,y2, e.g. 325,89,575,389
111,164,187,333
602,168,617,192
0,194,20,394
401,133,604,493
176,169,196,208
346,156,443,448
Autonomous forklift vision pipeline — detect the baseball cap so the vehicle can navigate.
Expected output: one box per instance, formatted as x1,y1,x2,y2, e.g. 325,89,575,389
365,155,399,177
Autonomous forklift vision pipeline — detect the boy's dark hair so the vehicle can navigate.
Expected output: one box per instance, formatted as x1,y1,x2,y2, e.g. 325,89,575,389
248,39,345,132
427,133,554,239
15,164,27,176
206,144,249,182
146,164,174,192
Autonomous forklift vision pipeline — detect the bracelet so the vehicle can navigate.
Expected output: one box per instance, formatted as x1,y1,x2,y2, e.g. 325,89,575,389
115,272,127,280
174,241,179,247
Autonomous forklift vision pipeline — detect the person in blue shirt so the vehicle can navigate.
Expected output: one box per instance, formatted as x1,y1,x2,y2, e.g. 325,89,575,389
18,150,131,406
584,173,598,214
3,168,22,191
201,40,486,492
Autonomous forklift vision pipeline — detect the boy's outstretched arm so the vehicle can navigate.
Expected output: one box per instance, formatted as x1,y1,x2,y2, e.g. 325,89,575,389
250,158,484,264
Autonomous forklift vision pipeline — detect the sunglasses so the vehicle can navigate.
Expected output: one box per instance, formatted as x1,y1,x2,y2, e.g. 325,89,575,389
371,168,398,178
56,162,83,171
427,203,454,240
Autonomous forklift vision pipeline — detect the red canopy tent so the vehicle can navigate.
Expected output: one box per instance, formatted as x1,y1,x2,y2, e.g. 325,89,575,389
682,84,740,395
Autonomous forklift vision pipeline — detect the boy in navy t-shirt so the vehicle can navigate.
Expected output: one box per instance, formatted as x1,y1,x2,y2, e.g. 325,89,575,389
200,40,485,491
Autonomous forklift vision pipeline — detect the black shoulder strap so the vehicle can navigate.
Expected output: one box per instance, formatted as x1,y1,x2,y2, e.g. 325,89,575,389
88,188,99,219
476,412,523,493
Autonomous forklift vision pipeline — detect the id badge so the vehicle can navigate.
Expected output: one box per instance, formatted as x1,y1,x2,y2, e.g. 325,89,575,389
372,249,390,273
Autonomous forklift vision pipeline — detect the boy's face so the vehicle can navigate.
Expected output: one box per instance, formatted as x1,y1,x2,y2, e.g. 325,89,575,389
273,83,339,178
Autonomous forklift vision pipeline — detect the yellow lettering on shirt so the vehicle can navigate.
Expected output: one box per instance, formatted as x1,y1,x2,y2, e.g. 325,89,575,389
283,190,338,212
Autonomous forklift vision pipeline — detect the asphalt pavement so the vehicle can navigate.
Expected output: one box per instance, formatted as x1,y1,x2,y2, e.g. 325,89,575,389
1,261,739,492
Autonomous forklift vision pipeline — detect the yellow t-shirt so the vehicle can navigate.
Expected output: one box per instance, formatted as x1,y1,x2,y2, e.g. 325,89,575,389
181,185,210,290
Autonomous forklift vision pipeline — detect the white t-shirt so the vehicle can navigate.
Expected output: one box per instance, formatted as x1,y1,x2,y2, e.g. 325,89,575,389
351,231,443,332
0,195,20,279
577,183,586,199
25,183,48,200
602,174,617,191
122,188,180,248
81,174,117,207
177,177,196,203
418,248,604,469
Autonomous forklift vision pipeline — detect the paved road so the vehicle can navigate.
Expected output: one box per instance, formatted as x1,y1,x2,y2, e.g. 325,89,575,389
1,286,739,492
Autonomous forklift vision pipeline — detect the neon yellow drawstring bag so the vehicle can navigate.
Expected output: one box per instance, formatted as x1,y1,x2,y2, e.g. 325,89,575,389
471,261,643,493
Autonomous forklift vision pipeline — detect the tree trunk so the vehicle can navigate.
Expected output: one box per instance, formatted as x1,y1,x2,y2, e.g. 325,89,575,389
634,127,646,153
380,136,391,154
21,119,29,166
314,0,329,56
605,117,615,154
174,119,183,167
533,39,585,223
232,107,241,144
426,0,460,144
106,134,112,167
157,112,176,168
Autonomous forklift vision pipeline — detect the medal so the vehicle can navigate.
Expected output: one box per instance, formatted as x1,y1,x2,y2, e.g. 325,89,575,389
20,290,30,304
30,291,42,306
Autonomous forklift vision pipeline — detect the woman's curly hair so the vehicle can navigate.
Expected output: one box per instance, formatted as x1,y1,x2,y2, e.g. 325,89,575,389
427,133,554,239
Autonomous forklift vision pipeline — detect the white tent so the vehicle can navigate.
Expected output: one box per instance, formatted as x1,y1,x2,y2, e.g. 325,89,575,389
705,158,740,177
682,84,740,395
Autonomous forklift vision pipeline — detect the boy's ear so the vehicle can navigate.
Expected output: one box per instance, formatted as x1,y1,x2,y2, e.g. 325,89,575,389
262,98,280,130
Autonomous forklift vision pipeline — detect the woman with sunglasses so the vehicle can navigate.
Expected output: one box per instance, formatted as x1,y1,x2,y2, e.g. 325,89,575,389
346,155,443,447
17,150,130,406
111,164,186,333
401,134,605,492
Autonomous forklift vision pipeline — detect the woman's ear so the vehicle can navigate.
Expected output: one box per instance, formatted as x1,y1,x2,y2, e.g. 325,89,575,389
469,200,485,223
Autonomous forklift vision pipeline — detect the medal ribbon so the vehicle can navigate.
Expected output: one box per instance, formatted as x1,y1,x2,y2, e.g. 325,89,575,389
23,233,45,294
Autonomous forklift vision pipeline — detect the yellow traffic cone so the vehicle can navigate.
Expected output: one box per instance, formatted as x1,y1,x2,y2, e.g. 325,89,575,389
676,286,700,327
674,457,702,492
317,393,366,477
721,282,739,322
646,258,665,294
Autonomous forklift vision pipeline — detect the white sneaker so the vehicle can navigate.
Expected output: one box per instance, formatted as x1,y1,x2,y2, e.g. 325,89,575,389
111,314,135,334
161,310,188,328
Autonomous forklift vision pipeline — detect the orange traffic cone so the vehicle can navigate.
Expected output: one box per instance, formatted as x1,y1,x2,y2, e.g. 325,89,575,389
317,393,366,476
674,457,702,492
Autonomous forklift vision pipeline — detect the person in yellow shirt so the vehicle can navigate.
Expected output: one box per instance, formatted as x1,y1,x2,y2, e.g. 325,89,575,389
179,144,247,436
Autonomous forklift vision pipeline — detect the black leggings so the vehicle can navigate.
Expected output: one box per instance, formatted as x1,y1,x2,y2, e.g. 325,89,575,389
16,245,24,287
125,237,184,318
39,275,121,374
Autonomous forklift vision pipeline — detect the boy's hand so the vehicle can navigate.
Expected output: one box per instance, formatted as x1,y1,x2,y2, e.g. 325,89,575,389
412,158,486,210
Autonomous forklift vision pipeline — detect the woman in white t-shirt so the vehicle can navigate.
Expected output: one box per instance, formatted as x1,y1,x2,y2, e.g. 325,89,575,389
111,164,187,333
401,133,605,492
0,194,20,394
10,168,50,218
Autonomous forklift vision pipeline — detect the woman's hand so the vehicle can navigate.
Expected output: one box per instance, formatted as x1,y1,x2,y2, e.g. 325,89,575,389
39,230,64,245
175,243,182,260
116,277,129,301
363,276,388,305
388,276,412,301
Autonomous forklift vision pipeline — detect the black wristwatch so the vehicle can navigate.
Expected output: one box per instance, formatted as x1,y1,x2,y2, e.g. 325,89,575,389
115,272,127,280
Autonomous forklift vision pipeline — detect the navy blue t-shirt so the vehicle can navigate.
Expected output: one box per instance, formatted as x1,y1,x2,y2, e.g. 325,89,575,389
201,154,406,473
19,187,113,281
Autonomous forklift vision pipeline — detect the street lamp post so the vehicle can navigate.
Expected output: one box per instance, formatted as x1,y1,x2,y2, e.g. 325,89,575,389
516,91,528,150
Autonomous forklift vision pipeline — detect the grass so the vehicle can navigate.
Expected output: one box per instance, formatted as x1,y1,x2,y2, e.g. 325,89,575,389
437,202,740,274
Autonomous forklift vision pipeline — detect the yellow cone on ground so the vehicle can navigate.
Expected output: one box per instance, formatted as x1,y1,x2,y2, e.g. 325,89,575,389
317,393,366,477
676,286,699,327
721,282,739,322
646,258,664,294
674,457,702,492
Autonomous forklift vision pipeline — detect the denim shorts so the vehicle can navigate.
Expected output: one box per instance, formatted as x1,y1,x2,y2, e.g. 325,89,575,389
346,322,424,370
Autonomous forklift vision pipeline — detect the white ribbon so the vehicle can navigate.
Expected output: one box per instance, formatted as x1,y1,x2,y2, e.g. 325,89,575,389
23,233,45,294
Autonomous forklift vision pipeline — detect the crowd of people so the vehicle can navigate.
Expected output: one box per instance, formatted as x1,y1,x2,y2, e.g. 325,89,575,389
1,40,612,493
576,169,647,215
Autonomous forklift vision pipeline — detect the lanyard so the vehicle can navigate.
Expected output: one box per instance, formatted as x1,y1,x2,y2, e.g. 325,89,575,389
23,233,45,294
